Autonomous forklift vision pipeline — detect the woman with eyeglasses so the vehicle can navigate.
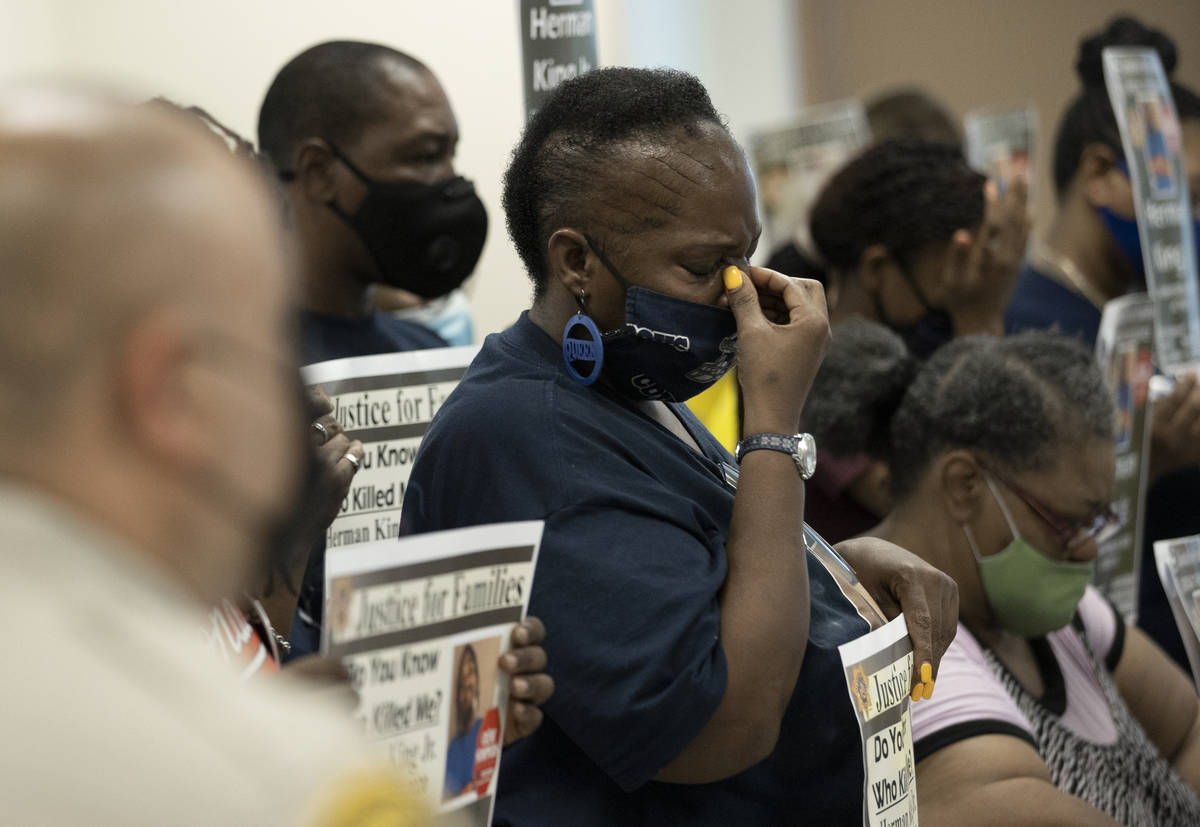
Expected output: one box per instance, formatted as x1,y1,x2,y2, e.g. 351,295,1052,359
804,319,1200,825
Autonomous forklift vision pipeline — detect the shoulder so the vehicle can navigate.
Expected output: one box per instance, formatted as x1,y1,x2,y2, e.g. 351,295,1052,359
374,313,449,351
1004,266,1100,344
912,623,1036,762
1072,585,1125,671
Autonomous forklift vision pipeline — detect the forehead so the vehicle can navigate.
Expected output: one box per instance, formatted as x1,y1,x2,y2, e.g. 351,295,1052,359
594,122,757,240
353,59,457,147
1021,435,1115,514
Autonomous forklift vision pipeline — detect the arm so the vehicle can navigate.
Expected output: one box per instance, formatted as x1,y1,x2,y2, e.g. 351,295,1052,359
917,735,1121,827
655,266,828,783
1112,624,1200,792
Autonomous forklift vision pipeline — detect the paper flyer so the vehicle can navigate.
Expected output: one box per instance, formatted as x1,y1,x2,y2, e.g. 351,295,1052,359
839,614,918,827
1093,293,1156,621
1153,535,1200,692
750,99,871,255
964,103,1037,199
323,521,543,825
303,347,478,550
1103,47,1200,374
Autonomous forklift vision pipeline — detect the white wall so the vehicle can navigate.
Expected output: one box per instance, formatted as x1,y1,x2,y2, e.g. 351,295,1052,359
0,0,801,336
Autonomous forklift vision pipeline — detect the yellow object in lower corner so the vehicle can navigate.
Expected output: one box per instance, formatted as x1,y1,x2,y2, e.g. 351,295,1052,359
686,369,740,455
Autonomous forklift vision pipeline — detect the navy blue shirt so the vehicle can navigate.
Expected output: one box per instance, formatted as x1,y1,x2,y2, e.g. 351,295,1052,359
287,309,448,658
299,309,447,365
1004,264,1102,347
402,312,870,825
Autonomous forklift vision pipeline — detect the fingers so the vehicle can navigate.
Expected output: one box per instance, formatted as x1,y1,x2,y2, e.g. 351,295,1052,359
308,387,334,418
509,672,555,706
511,616,546,647
1164,373,1200,434
504,700,545,745
891,569,958,702
500,644,548,676
723,266,768,330
319,436,364,493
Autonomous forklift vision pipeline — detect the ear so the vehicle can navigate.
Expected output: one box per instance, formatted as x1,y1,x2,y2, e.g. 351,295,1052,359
545,228,595,299
938,450,987,524
117,313,208,471
857,243,894,293
291,138,341,205
1077,142,1125,209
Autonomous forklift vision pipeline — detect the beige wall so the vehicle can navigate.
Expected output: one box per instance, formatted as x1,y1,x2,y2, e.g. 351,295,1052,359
797,0,1200,238
0,0,800,338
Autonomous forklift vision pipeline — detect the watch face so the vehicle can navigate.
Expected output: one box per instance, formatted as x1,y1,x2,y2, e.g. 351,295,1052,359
797,433,817,478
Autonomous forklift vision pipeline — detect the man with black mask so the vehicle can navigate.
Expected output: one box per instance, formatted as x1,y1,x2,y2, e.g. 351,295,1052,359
257,42,484,654
258,40,488,364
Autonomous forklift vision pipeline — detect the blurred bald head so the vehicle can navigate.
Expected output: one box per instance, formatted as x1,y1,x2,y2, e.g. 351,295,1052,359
0,87,302,601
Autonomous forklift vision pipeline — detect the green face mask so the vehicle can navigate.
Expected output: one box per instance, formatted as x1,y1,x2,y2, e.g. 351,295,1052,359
962,476,1094,638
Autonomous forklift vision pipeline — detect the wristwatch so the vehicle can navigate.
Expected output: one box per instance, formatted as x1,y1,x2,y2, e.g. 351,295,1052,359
734,432,817,479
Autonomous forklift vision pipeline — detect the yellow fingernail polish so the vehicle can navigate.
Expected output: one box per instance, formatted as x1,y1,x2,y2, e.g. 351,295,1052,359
923,680,934,700
911,684,922,702
723,266,743,290
921,663,932,684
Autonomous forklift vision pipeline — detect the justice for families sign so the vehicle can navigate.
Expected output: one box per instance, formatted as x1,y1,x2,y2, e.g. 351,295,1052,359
303,347,477,550
1104,47,1200,374
840,615,918,827
324,522,542,825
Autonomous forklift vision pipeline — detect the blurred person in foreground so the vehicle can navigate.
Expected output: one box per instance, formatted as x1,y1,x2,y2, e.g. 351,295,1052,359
0,87,424,825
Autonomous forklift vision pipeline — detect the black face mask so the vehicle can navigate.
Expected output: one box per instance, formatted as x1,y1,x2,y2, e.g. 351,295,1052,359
584,236,739,404
326,145,487,299
872,265,954,360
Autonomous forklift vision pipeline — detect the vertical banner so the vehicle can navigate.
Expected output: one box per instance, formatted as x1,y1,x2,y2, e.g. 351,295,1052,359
964,103,1037,198
839,615,918,827
750,99,871,255
1104,47,1200,374
324,522,543,825
303,347,478,550
1153,535,1200,692
518,0,598,122
1094,294,1156,621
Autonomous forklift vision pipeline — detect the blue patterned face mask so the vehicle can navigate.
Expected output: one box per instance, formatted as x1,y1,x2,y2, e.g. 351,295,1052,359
583,235,738,404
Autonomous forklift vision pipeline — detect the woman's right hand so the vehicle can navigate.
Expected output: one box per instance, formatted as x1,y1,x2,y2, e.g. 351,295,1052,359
724,265,830,435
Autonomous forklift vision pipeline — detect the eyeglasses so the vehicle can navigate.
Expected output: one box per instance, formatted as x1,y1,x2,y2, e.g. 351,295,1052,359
989,471,1122,550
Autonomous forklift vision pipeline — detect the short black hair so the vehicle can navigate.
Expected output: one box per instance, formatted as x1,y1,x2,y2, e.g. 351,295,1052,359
502,67,726,296
1053,15,1200,198
865,87,962,148
809,139,985,273
257,40,427,172
803,320,1114,498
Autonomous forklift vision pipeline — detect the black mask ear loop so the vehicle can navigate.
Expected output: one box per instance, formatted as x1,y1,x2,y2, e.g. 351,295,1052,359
582,232,633,293
871,252,936,326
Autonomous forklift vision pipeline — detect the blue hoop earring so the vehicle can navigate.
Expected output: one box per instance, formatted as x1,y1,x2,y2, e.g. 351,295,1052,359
562,292,604,386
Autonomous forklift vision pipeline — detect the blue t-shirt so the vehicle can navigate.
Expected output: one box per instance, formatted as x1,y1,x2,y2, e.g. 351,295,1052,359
1004,264,1102,347
401,312,871,825
299,309,447,365
286,309,448,658
444,717,483,798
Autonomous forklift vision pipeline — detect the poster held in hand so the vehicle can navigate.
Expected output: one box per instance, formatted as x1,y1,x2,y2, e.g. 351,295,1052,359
964,103,1037,199
1103,47,1200,375
303,347,478,550
1153,535,1200,692
839,614,919,827
324,521,543,825
1093,294,1156,621
750,99,871,256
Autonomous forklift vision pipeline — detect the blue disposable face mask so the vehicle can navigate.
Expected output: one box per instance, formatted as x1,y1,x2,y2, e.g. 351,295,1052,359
1096,159,1147,283
570,235,739,403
